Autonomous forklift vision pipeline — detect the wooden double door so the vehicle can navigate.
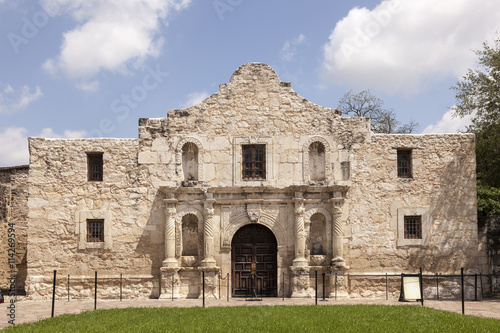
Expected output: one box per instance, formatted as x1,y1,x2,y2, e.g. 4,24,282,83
231,224,278,297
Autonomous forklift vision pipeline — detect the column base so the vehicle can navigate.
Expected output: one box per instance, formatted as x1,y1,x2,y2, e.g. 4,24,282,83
201,258,217,268
162,258,179,268
292,257,308,268
159,267,180,299
330,257,348,270
290,266,314,298
328,266,350,299
198,267,220,299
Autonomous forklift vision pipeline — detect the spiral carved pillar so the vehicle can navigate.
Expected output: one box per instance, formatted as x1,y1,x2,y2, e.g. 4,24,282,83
201,198,216,267
293,195,307,267
331,205,346,268
163,198,178,268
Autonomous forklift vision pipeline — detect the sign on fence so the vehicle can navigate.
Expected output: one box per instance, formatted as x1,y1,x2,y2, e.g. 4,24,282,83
399,272,423,305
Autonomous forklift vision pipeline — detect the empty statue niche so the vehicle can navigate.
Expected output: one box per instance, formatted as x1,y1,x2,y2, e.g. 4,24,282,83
182,142,198,182
310,213,327,255
181,213,199,257
309,141,325,181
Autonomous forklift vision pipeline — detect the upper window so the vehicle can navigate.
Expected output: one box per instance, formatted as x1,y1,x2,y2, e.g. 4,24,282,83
87,219,104,242
87,153,103,181
242,144,266,180
404,215,422,239
397,149,412,178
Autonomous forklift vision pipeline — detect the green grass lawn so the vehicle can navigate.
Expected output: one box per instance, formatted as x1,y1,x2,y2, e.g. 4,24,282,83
4,305,500,332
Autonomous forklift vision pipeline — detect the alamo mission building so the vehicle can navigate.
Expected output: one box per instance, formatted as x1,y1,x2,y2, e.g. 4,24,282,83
0,63,490,299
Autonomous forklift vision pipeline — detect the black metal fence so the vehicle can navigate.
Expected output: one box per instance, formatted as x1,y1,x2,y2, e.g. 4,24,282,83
36,269,500,318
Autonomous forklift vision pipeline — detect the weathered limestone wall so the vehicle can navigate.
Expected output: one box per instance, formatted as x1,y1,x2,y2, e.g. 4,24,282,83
26,138,163,298
345,134,485,275
0,165,29,293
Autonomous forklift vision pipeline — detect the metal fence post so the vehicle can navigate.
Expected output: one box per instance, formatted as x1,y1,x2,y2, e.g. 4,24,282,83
315,271,318,305
227,273,229,302
475,274,478,301
282,273,285,301
385,273,388,300
461,267,464,314
480,273,483,299
51,270,57,318
67,274,70,302
202,270,205,308
335,273,337,300
94,271,97,310
436,273,439,300
219,274,221,300
171,274,174,301
120,273,123,301
322,272,326,301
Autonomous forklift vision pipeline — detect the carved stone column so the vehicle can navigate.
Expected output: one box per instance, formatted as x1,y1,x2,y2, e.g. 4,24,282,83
160,194,179,299
330,204,346,269
201,197,216,267
293,193,307,267
163,197,178,268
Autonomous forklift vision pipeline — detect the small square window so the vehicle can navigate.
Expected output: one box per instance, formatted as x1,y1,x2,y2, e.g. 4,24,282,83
397,150,412,178
87,219,104,242
242,145,266,180
87,153,103,181
404,216,422,239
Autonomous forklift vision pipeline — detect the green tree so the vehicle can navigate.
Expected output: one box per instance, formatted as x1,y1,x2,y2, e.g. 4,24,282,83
452,38,500,189
338,90,419,134
452,38,500,218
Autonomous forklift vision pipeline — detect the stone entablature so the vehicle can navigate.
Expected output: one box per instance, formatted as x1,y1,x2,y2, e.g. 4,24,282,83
21,63,488,300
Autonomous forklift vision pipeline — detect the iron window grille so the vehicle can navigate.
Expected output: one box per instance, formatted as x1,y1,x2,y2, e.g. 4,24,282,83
404,216,422,239
397,150,412,178
87,153,103,181
87,219,104,242
242,144,266,180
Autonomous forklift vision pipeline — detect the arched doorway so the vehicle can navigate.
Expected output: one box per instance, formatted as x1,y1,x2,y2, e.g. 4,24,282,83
231,224,277,297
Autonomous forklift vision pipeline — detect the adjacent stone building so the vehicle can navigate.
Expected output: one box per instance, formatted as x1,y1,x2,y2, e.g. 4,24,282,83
0,165,29,294
17,63,489,299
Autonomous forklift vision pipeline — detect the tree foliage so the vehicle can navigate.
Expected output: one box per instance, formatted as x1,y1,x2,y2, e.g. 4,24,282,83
338,90,419,134
452,38,500,217
452,38,500,188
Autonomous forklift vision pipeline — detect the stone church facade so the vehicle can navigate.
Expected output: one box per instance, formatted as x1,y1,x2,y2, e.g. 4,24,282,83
16,63,488,299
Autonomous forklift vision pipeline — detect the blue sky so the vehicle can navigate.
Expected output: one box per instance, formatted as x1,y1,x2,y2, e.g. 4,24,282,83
0,0,499,166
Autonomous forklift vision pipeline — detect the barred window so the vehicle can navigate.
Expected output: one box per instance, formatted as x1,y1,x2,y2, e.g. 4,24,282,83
404,216,422,239
397,150,412,178
87,219,104,242
242,145,266,180
87,153,103,181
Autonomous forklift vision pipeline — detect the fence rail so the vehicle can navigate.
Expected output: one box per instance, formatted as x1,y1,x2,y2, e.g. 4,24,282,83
24,269,499,318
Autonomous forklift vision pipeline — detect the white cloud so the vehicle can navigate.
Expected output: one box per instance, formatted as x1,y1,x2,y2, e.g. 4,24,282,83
0,84,42,114
0,127,86,166
41,0,191,91
421,108,474,134
38,128,87,138
280,33,306,61
180,91,210,108
0,127,29,166
322,0,500,94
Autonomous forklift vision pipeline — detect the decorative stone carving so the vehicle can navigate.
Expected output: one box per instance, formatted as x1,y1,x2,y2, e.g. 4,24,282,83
163,201,178,268
293,194,307,267
246,203,261,223
201,198,216,267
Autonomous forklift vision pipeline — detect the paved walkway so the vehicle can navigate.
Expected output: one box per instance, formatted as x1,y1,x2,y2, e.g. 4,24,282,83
2,296,500,329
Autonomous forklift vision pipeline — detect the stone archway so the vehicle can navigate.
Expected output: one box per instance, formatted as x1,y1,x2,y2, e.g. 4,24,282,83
231,224,277,297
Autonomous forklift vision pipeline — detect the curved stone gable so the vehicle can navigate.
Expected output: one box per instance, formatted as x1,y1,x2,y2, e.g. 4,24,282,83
164,63,344,137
